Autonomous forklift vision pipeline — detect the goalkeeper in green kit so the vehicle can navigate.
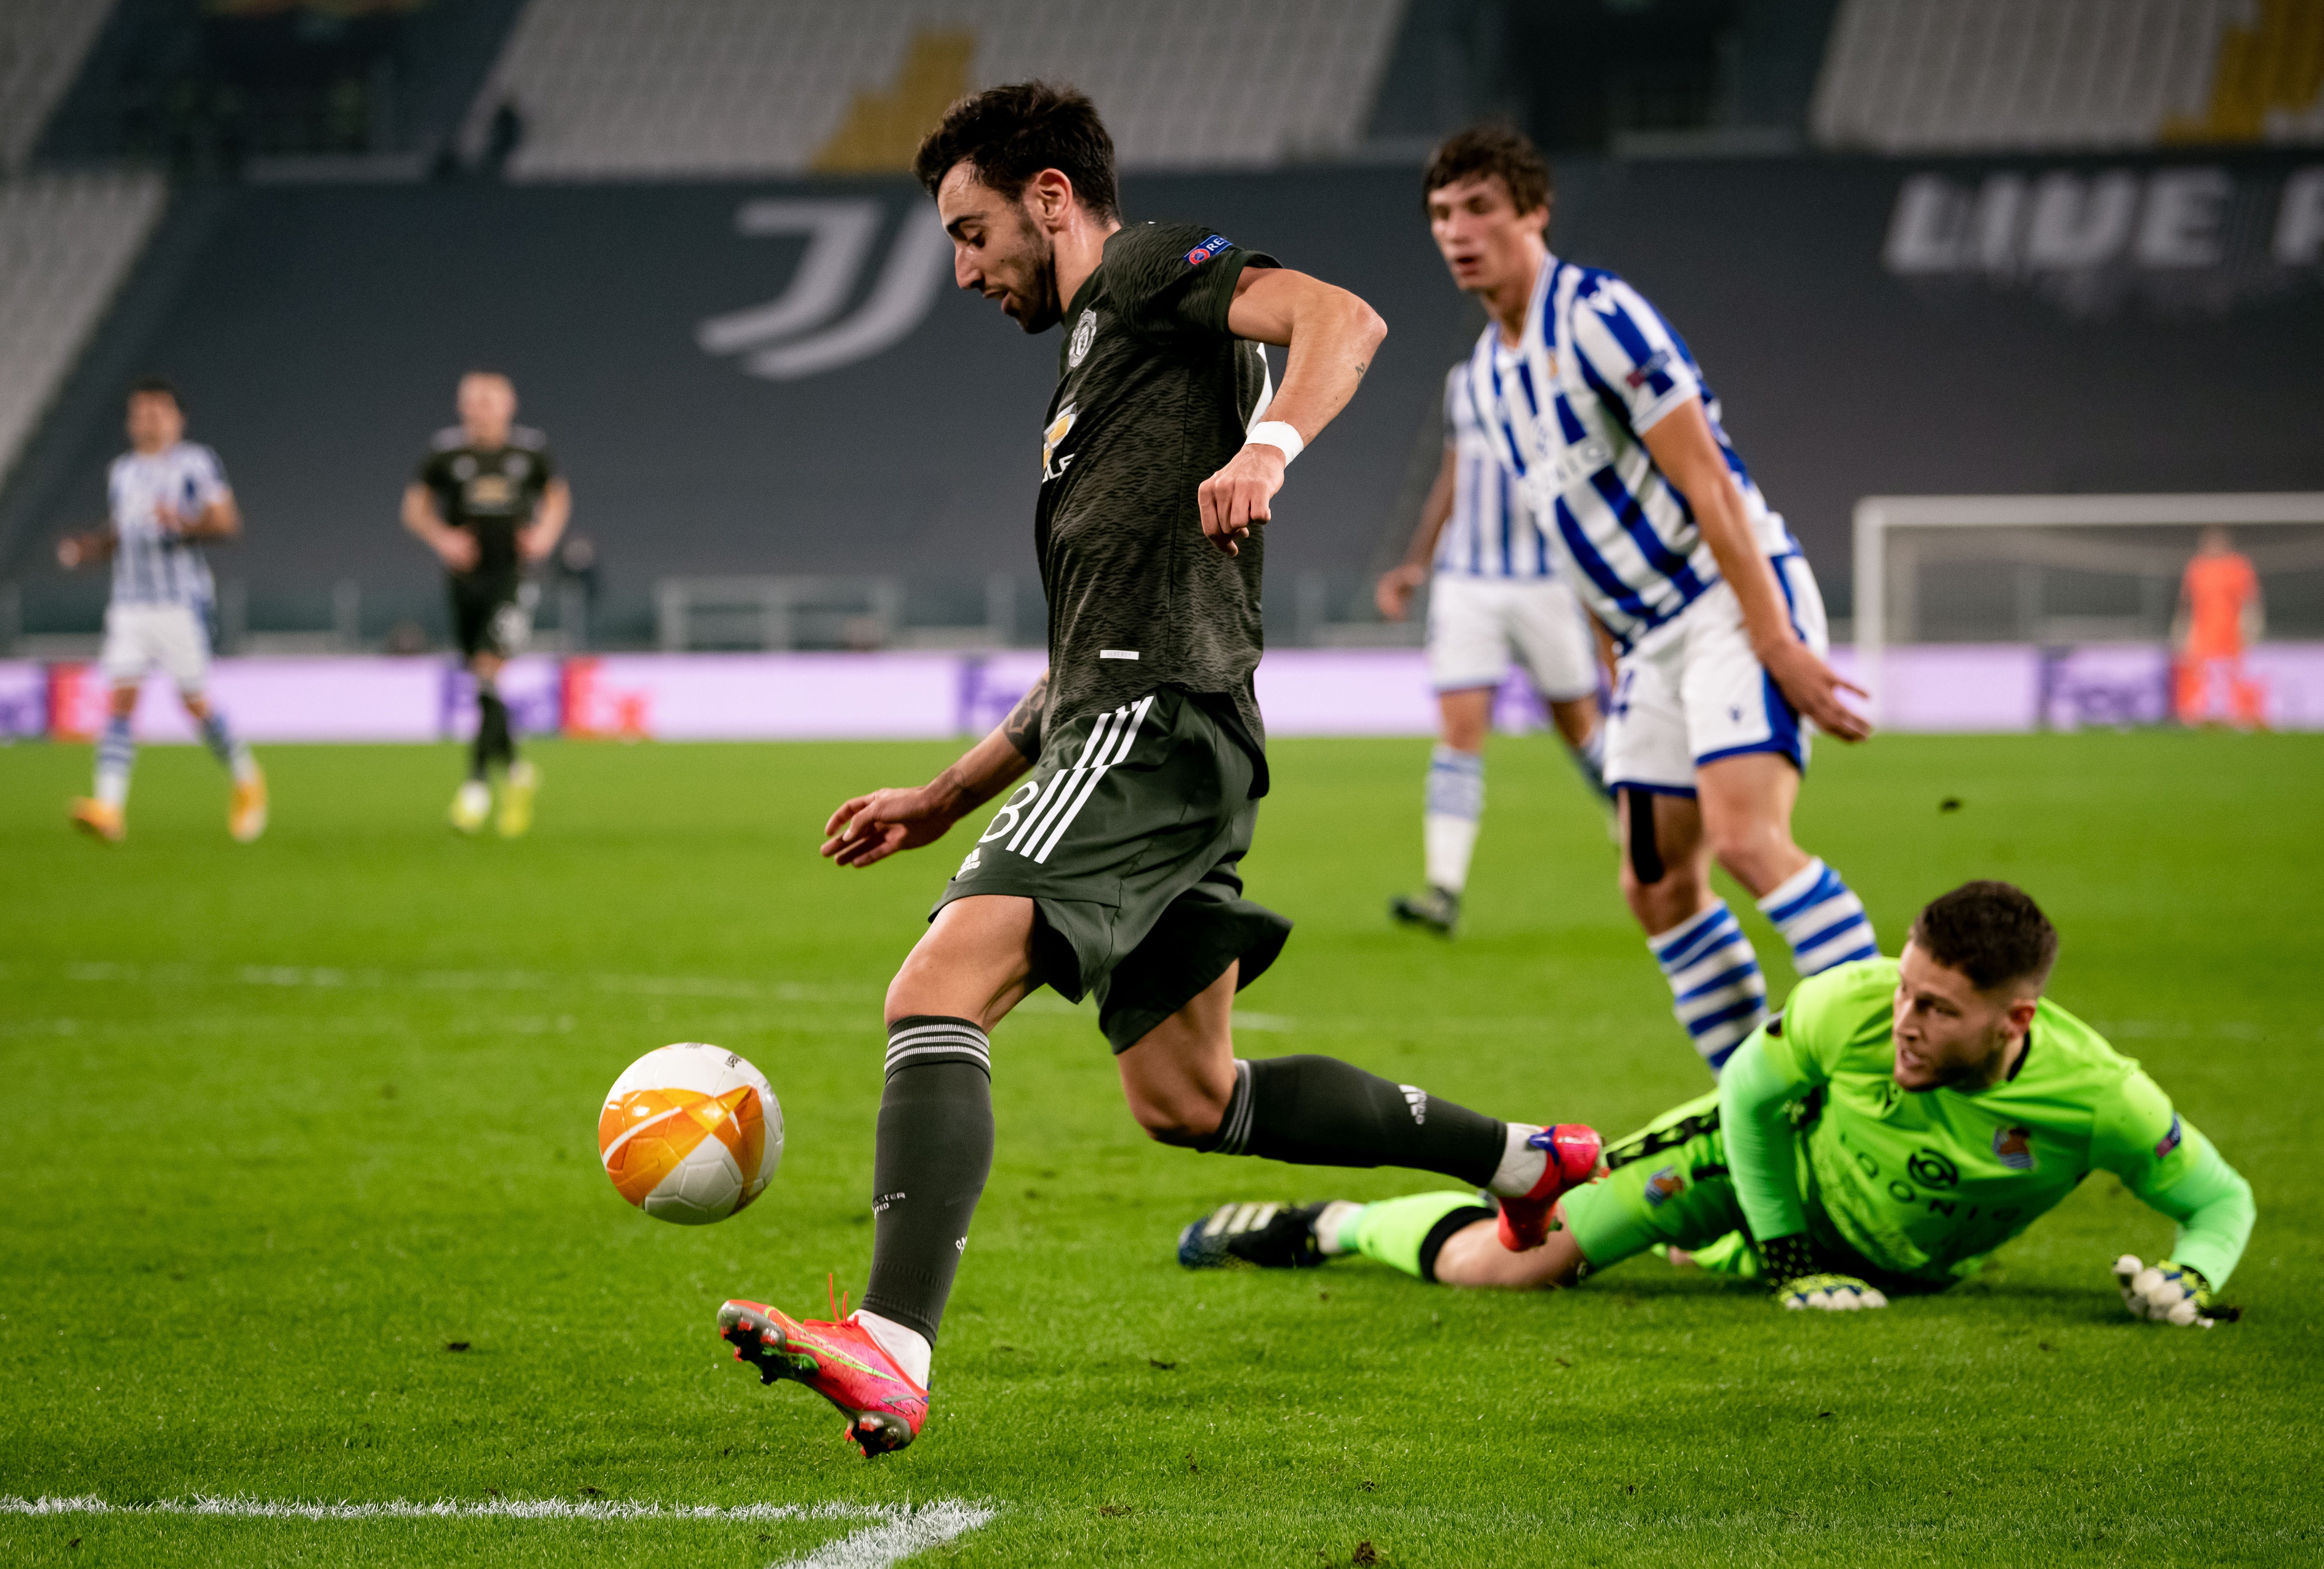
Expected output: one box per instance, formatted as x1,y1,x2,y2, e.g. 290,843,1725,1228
1180,882,2254,1325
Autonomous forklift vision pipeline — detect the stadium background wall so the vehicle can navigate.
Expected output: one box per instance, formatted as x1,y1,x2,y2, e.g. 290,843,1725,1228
1,152,2320,628
9,642,2324,744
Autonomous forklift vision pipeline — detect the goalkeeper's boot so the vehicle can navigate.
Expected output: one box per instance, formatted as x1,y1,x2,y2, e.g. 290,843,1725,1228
496,760,538,839
69,797,125,844
229,767,268,843
1177,1200,1344,1269
717,1299,928,1457
1389,885,1460,936
448,779,490,835
1495,1123,1603,1252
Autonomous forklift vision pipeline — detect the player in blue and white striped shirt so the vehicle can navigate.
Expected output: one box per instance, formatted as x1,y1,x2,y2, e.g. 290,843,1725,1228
1421,125,1875,1077
1375,361,1608,934
55,378,266,844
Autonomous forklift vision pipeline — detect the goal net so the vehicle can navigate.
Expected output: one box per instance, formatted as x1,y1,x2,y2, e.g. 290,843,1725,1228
1850,493,2324,730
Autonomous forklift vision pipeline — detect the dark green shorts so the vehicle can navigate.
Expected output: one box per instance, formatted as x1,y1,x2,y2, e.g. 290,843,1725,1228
448,570,528,659
932,685,1291,1053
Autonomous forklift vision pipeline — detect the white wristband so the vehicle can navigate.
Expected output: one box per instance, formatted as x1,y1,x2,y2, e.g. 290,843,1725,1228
1246,420,1304,464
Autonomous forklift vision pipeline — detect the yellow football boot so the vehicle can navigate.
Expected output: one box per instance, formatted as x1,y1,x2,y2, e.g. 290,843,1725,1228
497,760,538,838
229,768,268,843
69,797,125,844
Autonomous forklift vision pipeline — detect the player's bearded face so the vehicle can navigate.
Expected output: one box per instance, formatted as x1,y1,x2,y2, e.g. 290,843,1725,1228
939,164,1064,336
989,201,1061,334
1890,942,2023,1091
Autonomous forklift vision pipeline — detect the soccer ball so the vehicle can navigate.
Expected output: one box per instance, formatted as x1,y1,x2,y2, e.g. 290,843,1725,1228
598,1044,784,1225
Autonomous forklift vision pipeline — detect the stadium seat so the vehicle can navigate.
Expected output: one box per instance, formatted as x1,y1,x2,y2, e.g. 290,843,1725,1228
1814,0,2324,152
0,171,170,485
463,0,1406,177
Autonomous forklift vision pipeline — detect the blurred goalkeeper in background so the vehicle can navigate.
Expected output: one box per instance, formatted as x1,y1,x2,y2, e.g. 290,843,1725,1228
1183,881,2253,1328
401,370,568,837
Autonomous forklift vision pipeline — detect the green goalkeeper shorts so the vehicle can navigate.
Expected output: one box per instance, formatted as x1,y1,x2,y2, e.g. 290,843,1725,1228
932,685,1292,1053
1560,1091,1746,1271
1561,1092,1940,1293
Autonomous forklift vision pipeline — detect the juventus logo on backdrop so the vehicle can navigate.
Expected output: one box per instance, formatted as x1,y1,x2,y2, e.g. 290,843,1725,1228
696,199,952,381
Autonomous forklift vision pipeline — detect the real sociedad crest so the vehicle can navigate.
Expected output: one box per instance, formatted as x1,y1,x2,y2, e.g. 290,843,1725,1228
1068,310,1097,368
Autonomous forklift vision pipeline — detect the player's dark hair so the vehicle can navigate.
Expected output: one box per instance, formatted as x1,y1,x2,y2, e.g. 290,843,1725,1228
1909,881,2059,993
127,375,180,408
1423,121,1553,217
913,81,1119,222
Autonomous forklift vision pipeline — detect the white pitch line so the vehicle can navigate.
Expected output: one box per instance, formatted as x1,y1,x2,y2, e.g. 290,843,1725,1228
769,1501,998,1569
1,1495,889,1524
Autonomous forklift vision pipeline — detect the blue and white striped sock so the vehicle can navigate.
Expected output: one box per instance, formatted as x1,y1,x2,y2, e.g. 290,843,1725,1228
1422,745,1485,894
1649,902,1767,1073
1757,858,1879,977
1567,726,1612,801
199,709,258,783
94,715,135,809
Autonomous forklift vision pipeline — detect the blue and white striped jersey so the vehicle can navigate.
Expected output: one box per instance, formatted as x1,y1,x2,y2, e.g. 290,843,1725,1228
1464,254,1795,647
1435,363,1554,580
108,442,229,608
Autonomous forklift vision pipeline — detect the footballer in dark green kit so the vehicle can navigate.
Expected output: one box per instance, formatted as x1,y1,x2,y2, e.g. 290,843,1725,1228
1184,880,2255,1328
714,82,1608,1457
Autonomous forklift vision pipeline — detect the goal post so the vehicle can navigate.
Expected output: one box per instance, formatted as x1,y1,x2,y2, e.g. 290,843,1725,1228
1851,492,2324,726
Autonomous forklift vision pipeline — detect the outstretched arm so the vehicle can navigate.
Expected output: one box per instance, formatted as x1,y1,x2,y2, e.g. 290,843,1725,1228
2095,1078,2255,1297
1376,442,1457,621
1196,266,1387,555
821,673,1048,868
56,525,116,569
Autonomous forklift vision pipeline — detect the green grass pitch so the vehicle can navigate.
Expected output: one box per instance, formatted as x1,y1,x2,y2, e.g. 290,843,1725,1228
3,730,2320,1567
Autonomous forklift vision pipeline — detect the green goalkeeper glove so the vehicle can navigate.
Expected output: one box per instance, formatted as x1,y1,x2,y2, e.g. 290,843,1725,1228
1761,1234,1889,1312
2113,1254,2214,1327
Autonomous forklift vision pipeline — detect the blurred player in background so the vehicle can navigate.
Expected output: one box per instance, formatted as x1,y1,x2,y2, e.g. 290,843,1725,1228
2173,526,2265,728
714,83,1601,1459
55,377,266,845
1376,360,1610,936
1424,124,1876,1076
1183,881,2255,1329
401,370,568,837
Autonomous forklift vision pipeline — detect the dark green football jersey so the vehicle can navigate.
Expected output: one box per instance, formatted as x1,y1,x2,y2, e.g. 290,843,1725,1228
415,426,558,574
1037,223,1279,762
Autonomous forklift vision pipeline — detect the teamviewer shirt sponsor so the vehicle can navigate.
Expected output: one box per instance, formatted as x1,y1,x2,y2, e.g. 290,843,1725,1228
108,442,228,608
1465,255,1797,648
414,426,558,575
1036,222,1278,759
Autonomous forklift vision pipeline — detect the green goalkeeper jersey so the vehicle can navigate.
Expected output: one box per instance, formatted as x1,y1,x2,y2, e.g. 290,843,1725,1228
1722,958,2253,1290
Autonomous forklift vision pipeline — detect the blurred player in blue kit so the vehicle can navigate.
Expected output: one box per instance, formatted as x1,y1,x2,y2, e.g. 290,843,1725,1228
56,377,266,845
1377,359,1611,936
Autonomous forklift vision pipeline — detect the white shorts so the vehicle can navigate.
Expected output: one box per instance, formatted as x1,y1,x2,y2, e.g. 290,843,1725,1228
1603,553,1829,795
99,602,212,693
1426,574,1600,702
